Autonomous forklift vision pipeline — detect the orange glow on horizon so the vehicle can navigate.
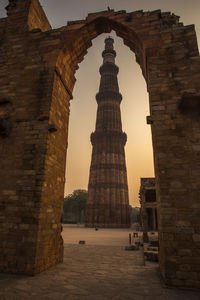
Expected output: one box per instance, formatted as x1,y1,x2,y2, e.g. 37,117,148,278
65,32,155,207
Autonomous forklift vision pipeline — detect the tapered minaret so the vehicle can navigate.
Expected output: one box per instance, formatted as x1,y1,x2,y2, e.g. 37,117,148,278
85,37,130,228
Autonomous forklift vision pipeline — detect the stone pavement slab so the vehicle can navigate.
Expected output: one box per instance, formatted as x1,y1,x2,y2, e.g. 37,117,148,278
0,243,200,300
0,227,200,299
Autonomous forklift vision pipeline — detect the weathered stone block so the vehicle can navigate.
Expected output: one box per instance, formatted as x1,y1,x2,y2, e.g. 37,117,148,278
192,234,200,242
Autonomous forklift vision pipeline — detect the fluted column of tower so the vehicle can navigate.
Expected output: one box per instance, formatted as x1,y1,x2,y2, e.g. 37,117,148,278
85,37,130,228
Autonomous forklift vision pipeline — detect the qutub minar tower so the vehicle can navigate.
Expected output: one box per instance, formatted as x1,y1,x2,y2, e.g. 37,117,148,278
85,37,130,228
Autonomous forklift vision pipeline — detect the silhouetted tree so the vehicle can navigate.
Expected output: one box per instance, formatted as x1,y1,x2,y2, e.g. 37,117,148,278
130,206,141,224
63,189,87,223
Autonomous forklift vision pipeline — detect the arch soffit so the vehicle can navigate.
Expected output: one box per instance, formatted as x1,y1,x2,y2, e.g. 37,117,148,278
52,10,181,92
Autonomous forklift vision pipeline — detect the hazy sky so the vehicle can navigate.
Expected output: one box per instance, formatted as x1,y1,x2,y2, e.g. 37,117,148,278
1,0,200,206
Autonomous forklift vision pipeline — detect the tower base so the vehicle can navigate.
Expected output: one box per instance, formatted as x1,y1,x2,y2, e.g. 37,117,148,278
85,223,130,228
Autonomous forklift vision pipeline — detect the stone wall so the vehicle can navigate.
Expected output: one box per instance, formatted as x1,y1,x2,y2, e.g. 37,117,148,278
0,0,66,275
139,178,158,235
27,0,51,31
0,0,200,287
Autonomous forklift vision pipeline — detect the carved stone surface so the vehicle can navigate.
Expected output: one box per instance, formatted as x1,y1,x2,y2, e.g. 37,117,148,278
85,37,130,228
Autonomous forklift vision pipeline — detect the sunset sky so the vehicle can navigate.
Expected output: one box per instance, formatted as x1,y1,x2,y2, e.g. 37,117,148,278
0,0,200,206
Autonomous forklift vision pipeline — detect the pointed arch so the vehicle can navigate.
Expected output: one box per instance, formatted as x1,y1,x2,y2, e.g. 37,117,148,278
1,2,200,287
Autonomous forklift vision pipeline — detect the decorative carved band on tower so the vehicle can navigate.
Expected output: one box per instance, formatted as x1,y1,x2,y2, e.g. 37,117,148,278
85,37,130,228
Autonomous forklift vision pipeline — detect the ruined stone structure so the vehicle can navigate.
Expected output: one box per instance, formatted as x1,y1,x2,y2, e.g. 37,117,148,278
139,178,158,241
85,37,130,228
0,0,200,288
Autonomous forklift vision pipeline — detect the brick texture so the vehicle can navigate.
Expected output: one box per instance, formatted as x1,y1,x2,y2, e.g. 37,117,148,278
0,0,200,288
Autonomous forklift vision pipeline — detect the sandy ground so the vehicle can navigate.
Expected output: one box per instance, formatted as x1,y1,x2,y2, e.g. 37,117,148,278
62,224,138,246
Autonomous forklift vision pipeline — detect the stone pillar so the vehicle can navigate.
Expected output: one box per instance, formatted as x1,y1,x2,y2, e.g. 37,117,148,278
143,209,149,243
152,208,157,231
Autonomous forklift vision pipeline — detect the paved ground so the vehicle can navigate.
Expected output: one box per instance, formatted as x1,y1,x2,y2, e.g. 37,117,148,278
0,226,200,300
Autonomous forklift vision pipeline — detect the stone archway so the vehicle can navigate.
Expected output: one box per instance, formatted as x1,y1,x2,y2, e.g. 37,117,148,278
0,0,200,288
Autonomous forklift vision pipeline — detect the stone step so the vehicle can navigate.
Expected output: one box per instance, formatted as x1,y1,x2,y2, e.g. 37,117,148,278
147,246,158,252
144,251,158,262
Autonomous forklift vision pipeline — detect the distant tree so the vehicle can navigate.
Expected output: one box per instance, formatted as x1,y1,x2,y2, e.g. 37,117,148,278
130,206,141,224
63,189,88,223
